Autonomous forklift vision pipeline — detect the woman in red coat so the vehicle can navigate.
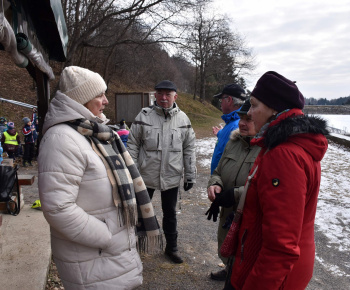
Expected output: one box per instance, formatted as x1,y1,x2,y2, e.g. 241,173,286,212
226,71,328,290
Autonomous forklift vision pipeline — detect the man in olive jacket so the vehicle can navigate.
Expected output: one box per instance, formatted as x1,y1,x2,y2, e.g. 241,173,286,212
127,80,196,264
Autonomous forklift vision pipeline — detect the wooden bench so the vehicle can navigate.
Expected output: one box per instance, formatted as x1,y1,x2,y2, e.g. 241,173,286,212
18,175,35,186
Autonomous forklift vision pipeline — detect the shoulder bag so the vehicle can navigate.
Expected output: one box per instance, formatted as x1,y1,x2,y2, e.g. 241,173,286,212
220,164,259,258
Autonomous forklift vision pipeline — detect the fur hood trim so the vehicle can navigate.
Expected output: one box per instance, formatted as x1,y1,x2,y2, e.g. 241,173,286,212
229,128,241,141
264,114,329,149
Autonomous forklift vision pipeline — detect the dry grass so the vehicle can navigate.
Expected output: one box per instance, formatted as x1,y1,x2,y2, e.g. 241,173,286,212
175,92,222,131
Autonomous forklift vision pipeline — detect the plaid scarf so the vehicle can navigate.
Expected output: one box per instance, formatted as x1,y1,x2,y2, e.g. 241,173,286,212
66,119,162,252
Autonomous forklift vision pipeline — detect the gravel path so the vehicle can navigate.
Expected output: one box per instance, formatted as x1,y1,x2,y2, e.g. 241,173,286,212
137,159,224,289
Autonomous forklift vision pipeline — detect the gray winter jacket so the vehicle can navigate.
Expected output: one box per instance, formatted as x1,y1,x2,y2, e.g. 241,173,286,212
127,103,196,191
38,92,142,289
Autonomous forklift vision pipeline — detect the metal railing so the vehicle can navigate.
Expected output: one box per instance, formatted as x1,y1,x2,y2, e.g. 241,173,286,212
327,126,347,135
0,97,37,109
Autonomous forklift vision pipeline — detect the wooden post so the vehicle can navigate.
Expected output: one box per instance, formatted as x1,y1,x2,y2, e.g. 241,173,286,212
35,67,50,149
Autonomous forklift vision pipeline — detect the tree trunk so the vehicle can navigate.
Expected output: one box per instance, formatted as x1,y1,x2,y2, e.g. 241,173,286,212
199,61,206,101
193,65,198,100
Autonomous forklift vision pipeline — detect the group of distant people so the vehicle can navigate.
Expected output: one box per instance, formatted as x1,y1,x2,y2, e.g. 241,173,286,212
0,108,39,166
35,65,328,290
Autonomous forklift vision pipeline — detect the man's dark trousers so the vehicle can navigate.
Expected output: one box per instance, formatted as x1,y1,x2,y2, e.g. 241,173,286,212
147,187,179,251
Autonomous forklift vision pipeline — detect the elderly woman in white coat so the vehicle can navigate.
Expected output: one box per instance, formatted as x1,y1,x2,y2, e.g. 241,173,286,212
38,66,161,290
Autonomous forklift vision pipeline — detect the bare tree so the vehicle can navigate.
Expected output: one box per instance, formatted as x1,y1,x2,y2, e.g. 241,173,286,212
60,0,253,99
62,1,160,65
183,6,255,101
61,0,210,80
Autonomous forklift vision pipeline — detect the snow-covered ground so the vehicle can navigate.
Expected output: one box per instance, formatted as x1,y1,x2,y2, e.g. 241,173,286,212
195,137,216,169
317,114,350,134
316,143,350,278
195,136,350,278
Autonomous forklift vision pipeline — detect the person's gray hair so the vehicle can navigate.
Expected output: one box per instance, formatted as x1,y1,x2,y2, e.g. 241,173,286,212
231,96,245,107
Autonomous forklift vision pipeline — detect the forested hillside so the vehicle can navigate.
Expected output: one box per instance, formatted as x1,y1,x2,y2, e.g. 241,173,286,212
0,49,222,130
0,51,47,128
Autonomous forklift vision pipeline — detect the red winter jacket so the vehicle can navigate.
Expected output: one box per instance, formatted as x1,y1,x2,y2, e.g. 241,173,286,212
230,109,328,290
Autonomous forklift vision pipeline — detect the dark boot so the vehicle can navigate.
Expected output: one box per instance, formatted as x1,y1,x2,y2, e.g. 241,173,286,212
165,246,183,264
164,233,183,263
210,268,228,281
22,160,27,167
28,161,33,166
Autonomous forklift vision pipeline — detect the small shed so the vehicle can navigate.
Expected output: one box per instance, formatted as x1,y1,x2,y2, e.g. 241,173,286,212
115,92,155,125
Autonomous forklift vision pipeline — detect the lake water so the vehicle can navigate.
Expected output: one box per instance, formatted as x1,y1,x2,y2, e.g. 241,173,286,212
316,114,350,133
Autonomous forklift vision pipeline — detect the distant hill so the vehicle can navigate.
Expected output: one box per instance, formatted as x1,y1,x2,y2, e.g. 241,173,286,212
305,96,350,106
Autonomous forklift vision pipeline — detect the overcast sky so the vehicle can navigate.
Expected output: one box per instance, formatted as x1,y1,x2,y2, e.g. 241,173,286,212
213,0,350,100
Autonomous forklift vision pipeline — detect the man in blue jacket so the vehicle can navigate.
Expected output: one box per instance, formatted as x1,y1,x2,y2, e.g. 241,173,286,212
211,84,246,174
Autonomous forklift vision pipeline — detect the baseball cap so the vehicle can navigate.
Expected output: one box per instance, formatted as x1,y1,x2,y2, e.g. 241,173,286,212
214,83,246,100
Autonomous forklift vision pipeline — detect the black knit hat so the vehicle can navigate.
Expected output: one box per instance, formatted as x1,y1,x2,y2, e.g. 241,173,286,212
214,83,246,100
251,71,304,112
237,99,251,115
155,80,177,92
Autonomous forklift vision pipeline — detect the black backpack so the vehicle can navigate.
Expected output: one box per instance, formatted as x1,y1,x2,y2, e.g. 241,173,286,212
0,165,20,215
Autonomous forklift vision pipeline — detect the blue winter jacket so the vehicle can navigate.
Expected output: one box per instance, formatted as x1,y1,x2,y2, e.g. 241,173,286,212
210,109,240,174
22,124,35,144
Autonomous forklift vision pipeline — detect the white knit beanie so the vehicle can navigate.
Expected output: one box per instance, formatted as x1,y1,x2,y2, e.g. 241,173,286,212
59,66,107,105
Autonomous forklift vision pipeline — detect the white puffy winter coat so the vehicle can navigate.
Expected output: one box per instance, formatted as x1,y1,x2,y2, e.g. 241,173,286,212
38,92,142,289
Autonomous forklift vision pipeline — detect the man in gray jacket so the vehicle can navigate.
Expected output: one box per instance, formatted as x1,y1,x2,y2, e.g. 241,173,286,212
128,80,196,263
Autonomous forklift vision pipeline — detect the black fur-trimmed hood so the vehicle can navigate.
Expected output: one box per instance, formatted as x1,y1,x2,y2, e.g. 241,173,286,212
251,109,329,162
264,114,329,149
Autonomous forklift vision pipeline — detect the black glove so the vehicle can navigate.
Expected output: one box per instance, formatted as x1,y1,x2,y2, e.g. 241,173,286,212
213,187,236,208
222,211,235,229
205,200,220,222
184,182,193,191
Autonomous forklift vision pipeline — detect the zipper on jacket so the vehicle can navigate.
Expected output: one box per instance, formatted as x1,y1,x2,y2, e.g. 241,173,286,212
240,229,248,264
157,133,160,151
163,109,167,120
171,133,173,147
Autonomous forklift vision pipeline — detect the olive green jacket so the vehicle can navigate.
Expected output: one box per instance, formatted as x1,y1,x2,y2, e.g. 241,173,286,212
207,129,261,206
